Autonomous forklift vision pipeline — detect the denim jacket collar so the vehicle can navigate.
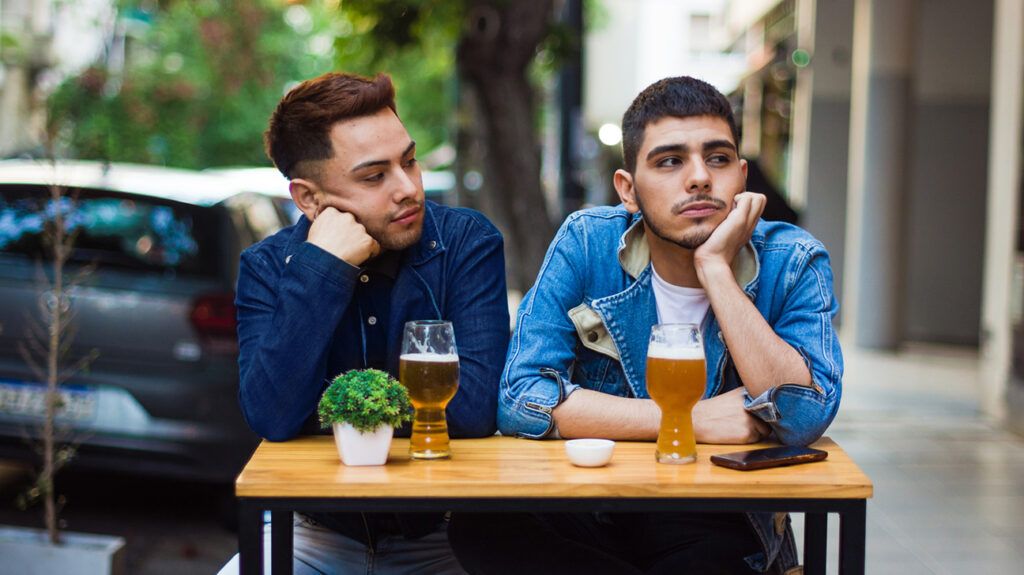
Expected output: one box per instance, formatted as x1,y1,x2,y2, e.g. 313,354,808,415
616,214,761,295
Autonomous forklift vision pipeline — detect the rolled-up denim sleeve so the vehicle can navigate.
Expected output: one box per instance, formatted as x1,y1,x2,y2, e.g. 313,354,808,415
745,241,843,446
498,216,587,439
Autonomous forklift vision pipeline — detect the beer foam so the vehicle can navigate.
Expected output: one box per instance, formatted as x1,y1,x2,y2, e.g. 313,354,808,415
400,353,459,362
647,343,704,360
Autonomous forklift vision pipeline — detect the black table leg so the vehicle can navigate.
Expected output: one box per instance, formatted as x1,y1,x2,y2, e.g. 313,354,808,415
238,501,263,575
839,500,866,575
271,510,294,575
803,512,827,575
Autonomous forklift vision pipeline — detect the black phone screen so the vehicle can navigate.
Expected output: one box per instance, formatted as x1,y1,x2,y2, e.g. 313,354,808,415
710,445,828,470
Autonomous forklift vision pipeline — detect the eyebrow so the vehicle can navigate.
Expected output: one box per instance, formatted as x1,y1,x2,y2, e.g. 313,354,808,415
645,139,738,162
350,140,417,173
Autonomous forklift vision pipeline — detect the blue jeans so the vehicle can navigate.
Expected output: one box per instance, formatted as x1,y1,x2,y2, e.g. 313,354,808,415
290,513,467,575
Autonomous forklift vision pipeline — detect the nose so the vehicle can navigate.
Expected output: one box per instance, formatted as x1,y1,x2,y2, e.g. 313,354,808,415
393,166,421,203
686,159,712,194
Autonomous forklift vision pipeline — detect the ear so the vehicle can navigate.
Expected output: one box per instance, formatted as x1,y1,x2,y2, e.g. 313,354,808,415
740,157,748,185
614,169,640,214
289,178,321,222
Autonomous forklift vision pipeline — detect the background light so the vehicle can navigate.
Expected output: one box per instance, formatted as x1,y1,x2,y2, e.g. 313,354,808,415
598,123,622,146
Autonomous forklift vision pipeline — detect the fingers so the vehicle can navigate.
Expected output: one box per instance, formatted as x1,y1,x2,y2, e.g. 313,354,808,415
733,192,765,231
367,237,382,259
751,416,772,440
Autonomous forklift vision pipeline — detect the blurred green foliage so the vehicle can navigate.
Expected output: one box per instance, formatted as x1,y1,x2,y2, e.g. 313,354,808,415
46,0,455,169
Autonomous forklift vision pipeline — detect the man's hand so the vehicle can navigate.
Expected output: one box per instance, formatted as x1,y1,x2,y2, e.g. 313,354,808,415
307,207,380,266
694,192,766,281
693,387,771,444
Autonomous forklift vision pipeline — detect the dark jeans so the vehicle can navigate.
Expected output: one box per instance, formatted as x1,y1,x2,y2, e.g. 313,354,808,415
448,512,763,575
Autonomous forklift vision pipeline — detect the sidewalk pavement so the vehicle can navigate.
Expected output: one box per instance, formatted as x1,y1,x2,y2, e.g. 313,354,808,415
797,342,1024,574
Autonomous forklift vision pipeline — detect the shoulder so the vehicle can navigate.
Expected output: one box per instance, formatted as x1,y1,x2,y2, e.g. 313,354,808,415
241,221,302,269
427,201,502,239
751,220,829,257
559,204,636,237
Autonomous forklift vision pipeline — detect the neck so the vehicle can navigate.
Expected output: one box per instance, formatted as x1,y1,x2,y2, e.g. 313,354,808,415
644,223,703,288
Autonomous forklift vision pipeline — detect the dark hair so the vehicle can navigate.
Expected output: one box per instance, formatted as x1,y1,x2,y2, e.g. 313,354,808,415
264,72,397,179
620,76,739,173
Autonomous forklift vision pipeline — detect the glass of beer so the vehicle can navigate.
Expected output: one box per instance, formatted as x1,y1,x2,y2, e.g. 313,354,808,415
400,320,460,460
646,323,706,464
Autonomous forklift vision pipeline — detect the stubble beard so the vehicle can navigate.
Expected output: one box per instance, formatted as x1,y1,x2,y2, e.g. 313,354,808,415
634,187,722,250
369,200,425,251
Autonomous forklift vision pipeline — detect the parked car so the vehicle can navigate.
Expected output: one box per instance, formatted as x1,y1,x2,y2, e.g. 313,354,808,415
0,160,295,483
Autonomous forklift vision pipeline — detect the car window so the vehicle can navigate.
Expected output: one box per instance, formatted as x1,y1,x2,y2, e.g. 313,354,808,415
0,184,222,278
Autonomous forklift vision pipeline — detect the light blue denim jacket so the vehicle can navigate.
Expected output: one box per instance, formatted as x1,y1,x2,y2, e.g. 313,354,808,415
498,205,843,572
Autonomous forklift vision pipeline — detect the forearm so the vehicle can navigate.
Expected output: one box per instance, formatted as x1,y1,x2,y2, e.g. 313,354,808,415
552,389,660,440
699,263,810,398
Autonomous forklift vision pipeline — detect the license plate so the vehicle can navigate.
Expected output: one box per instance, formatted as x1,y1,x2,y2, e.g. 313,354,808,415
0,380,97,421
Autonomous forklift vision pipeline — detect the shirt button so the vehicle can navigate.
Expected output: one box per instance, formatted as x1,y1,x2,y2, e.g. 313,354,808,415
587,332,599,343
285,255,292,264
360,274,369,283
367,316,377,326
428,240,437,249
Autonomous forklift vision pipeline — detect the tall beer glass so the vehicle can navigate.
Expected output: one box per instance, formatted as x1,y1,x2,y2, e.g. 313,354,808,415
400,320,460,460
646,323,706,464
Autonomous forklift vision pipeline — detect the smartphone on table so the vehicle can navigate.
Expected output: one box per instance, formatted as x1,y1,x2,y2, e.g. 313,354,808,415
710,445,828,471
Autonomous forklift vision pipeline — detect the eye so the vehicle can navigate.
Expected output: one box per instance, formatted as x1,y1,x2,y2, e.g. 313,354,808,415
403,156,418,168
706,154,730,166
656,156,682,168
364,172,384,183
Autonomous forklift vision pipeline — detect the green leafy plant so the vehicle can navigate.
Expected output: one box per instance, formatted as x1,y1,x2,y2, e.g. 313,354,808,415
318,369,412,433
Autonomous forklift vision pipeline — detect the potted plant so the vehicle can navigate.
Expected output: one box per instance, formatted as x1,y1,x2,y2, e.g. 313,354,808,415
318,369,412,466
0,167,125,574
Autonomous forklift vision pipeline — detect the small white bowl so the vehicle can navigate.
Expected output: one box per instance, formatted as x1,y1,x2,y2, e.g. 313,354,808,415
565,439,615,467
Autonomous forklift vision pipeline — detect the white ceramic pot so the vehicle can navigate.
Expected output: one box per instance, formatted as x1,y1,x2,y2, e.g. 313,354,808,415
332,422,394,466
0,526,126,575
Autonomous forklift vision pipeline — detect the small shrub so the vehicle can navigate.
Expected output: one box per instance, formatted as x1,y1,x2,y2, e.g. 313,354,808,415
318,369,412,433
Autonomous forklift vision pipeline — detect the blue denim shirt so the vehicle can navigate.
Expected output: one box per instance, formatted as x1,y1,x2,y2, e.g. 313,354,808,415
498,205,842,572
236,201,510,442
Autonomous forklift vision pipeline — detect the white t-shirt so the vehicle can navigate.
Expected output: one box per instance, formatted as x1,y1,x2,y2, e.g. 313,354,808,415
651,265,710,326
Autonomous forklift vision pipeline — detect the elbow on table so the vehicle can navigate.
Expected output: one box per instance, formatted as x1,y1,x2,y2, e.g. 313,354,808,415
769,393,840,447
497,401,551,439
241,409,303,442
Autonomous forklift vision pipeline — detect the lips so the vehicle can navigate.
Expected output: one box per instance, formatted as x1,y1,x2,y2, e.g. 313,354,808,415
678,202,721,218
392,205,422,225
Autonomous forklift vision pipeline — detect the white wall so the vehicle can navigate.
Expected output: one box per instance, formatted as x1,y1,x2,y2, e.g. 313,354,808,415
584,0,746,130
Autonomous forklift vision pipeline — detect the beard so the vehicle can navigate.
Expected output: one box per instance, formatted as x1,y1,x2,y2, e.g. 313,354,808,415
634,187,726,250
366,199,425,251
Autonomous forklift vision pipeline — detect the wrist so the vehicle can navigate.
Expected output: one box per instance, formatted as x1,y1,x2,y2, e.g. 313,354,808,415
694,258,732,286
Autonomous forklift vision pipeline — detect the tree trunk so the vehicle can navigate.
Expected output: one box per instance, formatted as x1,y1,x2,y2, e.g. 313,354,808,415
457,0,556,293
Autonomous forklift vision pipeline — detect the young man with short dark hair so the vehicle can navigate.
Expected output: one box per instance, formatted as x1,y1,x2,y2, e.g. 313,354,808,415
451,76,842,574
237,72,509,574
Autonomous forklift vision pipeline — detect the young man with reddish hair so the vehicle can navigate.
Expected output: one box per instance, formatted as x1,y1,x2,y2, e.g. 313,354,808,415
236,72,508,573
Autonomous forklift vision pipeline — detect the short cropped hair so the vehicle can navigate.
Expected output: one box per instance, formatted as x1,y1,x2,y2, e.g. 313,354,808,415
264,72,397,179
621,76,739,174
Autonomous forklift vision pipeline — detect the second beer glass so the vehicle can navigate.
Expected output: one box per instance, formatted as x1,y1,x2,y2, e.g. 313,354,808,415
400,320,460,460
646,323,706,464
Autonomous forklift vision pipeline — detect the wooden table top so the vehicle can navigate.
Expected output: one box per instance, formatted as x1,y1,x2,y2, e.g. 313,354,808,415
236,436,872,500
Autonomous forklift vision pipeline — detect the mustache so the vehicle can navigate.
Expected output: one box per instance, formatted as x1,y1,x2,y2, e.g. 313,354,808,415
671,195,727,215
391,199,424,217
